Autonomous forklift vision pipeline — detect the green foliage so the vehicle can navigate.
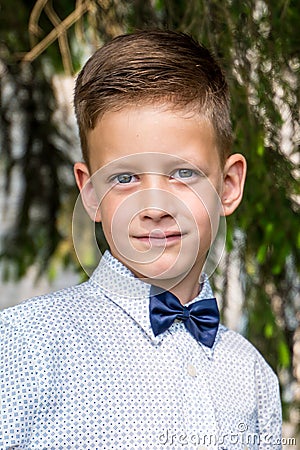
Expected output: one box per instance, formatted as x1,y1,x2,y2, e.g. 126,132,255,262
0,60,74,280
247,285,290,371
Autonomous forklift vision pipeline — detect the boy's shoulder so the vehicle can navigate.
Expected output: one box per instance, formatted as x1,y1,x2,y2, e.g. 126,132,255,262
219,324,257,352
219,324,263,358
218,325,278,380
0,278,105,335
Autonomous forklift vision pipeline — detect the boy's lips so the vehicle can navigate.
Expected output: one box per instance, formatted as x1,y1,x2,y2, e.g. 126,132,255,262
132,230,185,247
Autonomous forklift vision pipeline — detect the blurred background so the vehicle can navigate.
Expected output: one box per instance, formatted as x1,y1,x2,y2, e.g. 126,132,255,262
0,0,299,445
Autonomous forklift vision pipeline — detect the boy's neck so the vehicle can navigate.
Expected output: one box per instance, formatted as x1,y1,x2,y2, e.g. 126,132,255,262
119,256,205,305
168,280,201,305
155,262,204,305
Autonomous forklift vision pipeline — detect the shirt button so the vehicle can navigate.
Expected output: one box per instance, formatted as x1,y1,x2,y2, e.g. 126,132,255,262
187,363,197,377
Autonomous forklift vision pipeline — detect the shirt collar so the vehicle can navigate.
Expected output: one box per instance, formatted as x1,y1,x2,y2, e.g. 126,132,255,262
89,250,223,354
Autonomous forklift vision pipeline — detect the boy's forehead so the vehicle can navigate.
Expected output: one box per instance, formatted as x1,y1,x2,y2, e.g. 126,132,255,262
86,105,219,173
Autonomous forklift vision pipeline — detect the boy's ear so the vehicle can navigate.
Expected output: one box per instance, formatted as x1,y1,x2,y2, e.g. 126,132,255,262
221,153,247,216
74,162,102,222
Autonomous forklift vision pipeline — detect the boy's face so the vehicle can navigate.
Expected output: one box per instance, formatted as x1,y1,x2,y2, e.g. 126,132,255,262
75,105,246,291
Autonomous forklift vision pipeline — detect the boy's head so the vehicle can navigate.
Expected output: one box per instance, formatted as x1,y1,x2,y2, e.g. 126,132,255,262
73,30,246,299
74,30,232,169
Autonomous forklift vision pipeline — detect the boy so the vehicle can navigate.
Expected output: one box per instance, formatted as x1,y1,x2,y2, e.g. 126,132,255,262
1,30,281,449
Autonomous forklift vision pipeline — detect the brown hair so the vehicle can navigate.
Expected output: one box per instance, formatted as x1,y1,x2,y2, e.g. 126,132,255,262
74,30,232,167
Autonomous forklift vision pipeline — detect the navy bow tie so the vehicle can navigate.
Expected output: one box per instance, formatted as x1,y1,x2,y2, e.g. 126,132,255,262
149,286,220,348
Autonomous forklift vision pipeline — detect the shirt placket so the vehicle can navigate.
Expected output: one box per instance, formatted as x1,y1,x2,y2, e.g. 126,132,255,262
168,323,220,450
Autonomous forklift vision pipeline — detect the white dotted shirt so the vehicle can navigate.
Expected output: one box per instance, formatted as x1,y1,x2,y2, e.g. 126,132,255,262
1,251,282,449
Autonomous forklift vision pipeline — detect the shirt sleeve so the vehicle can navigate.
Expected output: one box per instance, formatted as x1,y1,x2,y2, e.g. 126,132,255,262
255,353,282,449
0,313,39,449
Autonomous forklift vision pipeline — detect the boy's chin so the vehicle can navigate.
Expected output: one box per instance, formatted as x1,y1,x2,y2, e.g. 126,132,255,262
118,252,203,289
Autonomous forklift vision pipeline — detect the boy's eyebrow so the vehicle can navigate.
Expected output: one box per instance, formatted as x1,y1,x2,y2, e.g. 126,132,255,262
96,154,210,180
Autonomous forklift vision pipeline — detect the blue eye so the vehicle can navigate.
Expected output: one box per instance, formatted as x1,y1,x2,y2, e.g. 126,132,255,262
172,169,196,179
111,173,140,184
116,174,133,183
178,169,194,178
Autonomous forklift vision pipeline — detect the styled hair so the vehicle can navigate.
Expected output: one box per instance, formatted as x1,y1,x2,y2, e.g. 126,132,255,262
74,30,232,166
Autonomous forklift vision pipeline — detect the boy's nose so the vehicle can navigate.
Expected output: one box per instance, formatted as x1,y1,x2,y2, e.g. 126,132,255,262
140,206,172,222
137,183,177,221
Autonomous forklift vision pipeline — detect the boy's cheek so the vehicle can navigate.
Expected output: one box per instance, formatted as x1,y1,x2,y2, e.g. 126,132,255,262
101,185,222,241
